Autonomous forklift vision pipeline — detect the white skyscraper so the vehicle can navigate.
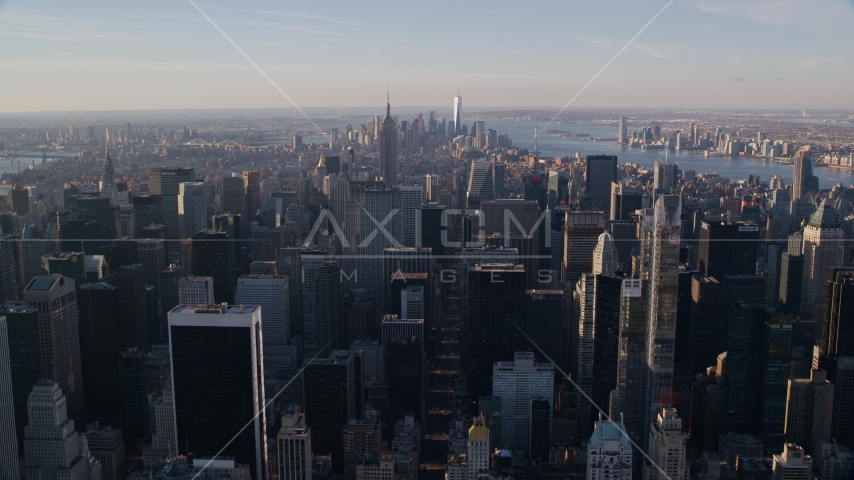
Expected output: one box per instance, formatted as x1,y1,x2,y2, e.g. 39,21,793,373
23,381,88,480
149,379,175,458
801,200,843,318
0,317,20,480
177,275,215,306
277,405,312,480
587,413,633,480
425,175,438,203
592,232,618,275
236,274,291,373
468,417,489,480
492,352,554,456
453,93,462,136
644,409,688,480
644,195,681,433
772,444,812,480
177,181,207,239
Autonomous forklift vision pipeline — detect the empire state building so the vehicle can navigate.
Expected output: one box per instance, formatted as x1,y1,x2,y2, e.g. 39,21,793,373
379,96,399,185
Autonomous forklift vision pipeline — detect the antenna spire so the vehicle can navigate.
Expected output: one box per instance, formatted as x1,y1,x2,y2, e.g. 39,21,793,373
386,86,390,118
457,82,459,96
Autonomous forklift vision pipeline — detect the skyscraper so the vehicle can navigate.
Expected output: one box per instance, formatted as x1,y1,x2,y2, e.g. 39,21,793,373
563,211,606,285
585,155,618,214
22,275,84,418
822,268,854,360
653,161,678,194
277,405,312,480
453,92,462,136
801,200,843,318
467,160,495,202
100,148,117,206
243,170,261,222
613,278,647,444
147,167,195,251
785,369,834,453
644,195,681,436
78,282,122,428
792,151,819,200
383,316,425,424
222,175,246,216
0,235,15,304
771,444,812,480
103,264,149,351
379,98,399,185
492,352,554,457
0,316,20,480
190,230,237,304
465,263,527,401
832,356,854,449
302,350,358,476
397,185,423,248
610,182,643,221
177,181,207,239
236,274,290,374
168,304,267,479
697,220,759,278
619,117,628,145
178,275,215,306
425,175,438,203
23,381,88,480
587,413,633,480
131,194,163,238
0,301,39,454
644,409,688,480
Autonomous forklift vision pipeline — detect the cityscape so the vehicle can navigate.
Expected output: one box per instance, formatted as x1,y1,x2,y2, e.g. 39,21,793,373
3,2,854,480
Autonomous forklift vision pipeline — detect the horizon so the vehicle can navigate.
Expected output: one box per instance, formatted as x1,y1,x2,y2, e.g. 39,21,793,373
3,0,854,113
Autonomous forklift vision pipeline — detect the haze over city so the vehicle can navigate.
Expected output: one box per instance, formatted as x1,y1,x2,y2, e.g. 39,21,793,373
3,0,854,113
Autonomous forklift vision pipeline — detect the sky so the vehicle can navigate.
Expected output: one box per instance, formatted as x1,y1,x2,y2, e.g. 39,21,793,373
2,0,854,113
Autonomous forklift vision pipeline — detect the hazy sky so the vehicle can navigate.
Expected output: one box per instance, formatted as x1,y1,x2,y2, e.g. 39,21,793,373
2,0,854,113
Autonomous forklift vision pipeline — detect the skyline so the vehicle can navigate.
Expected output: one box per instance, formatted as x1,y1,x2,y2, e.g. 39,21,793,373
2,0,854,113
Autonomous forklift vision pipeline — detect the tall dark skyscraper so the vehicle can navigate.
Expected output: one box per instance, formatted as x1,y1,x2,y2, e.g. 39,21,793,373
222,175,246,216
131,194,163,238
148,167,195,251
243,170,261,222
191,230,236,304
303,350,358,476
822,268,854,360
585,155,617,214
379,98,399,185
592,274,623,420
792,150,819,200
697,220,759,278
0,301,40,453
343,289,376,344
78,282,122,427
465,263,527,401
22,275,85,418
103,264,149,351
168,305,267,479
689,276,722,373
610,182,643,221
778,251,804,315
